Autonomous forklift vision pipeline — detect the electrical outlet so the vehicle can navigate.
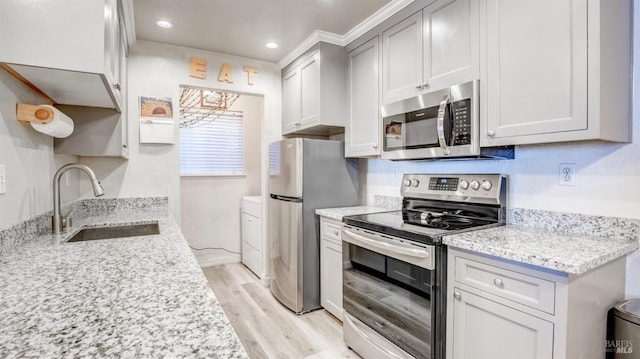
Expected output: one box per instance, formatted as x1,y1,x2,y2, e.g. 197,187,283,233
559,163,576,186
0,165,6,194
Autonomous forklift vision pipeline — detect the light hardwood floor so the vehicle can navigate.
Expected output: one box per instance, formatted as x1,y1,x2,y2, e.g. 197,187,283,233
202,263,359,359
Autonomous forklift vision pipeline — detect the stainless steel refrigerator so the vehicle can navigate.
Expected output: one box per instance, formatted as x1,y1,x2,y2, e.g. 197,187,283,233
269,138,359,313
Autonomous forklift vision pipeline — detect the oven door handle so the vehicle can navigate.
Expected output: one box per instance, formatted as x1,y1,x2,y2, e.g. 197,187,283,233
436,94,451,156
342,228,431,259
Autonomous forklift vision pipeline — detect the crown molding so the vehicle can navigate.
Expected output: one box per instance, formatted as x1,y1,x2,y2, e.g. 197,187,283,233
277,0,414,69
343,0,415,45
277,30,342,70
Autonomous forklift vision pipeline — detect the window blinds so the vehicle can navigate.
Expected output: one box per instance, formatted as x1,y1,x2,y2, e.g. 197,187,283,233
180,114,244,176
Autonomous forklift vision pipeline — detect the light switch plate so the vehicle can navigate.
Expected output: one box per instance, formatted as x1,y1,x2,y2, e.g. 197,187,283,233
0,165,6,194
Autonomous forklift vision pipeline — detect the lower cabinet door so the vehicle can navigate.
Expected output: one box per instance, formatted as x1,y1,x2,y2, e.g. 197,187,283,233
451,288,553,359
321,237,343,320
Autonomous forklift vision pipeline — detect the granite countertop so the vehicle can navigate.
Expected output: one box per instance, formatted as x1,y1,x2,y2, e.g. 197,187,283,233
0,198,247,358
444,209,640,275
315,206,390,221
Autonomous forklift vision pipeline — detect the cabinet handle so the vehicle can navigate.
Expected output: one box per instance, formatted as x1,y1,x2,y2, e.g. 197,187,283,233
122,144,127,148
416,84,423,90
493,278,504,288
487,130,496,137
333,230,339,236
453,291,462,301
423,83,430,90
114,83,121,91
294,122,301,126
373,144,378,149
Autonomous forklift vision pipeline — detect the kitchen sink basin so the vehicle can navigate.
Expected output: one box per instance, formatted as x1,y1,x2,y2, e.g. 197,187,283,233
66,222,160,243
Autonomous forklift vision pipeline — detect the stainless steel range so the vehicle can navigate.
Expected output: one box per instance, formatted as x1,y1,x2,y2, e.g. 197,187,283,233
341,174,508,359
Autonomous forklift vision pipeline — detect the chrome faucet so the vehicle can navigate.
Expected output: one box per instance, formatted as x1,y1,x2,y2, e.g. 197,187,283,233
52,163,105,234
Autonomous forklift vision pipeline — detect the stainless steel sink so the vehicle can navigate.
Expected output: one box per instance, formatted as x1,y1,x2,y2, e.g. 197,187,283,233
66,223,160,243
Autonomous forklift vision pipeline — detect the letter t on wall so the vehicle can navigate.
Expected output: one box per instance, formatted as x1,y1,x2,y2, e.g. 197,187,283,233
243,66,259,85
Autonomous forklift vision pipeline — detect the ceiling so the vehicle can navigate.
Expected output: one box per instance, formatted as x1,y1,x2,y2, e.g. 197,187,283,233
133,0,393,64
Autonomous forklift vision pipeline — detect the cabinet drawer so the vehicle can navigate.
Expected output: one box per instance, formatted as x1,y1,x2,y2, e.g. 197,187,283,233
454,257,555,314
322,220,342,243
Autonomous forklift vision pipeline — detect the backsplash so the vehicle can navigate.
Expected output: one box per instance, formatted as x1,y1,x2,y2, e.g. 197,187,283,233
509,208,639,241
373,195,402,210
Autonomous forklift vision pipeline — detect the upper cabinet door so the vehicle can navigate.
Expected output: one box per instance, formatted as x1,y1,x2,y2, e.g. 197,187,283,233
0,0,125,110
424,0,479,90
381,12,424,105
346,37,380,158
282,68,302,133
482,0,588,144
299,52,321,126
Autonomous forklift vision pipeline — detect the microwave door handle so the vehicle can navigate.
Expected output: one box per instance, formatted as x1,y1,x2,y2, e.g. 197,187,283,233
437,94,451,155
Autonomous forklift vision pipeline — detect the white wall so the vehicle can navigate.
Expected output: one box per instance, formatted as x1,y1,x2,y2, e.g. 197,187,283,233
82,40,282,227
362,3,640,297
0,69,79,229
181,94,263,266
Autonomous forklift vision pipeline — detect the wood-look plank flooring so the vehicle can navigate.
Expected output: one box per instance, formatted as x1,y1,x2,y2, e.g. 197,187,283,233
202,263,360,359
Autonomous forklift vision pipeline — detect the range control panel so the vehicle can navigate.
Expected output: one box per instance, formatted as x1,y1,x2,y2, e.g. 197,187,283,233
401,174,507,205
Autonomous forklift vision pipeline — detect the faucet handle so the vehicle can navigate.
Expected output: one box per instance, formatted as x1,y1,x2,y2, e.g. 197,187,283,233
52,216,73,233
63,217,72,230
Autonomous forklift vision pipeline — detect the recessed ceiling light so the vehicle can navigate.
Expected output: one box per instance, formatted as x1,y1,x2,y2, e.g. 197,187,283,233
156,20,173,28
265,42,278,49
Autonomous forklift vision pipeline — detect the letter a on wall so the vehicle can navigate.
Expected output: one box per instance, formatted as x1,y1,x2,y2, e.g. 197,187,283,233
218,63,234,83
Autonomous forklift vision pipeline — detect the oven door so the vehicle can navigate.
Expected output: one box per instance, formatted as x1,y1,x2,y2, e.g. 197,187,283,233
341,226,440,359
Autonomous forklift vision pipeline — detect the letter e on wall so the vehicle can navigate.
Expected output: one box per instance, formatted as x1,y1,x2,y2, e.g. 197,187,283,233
189,57,207,79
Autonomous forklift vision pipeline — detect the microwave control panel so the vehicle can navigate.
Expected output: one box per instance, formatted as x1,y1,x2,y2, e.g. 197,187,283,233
451,99,471,145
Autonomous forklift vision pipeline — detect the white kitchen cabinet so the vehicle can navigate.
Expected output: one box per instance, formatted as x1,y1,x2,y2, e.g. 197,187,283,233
345,37,380,158
320,217,343,320
452,288,554,359
0,0,126,111
381,0,478,104
282,69,302,134
54,105,129,158
53,13,129,159
480,0,632,146
281,42,347,136
242,197,264,278
446,248,626,359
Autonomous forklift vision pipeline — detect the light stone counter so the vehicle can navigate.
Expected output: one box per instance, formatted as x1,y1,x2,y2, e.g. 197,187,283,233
315,206,390,221
444,208,639,275
0,197,247,358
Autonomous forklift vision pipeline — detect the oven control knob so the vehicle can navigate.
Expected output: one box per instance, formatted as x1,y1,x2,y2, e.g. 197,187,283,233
459,180,469,190
411,179,420,187
470,180,480,190
404,179,412,187
481,180,493,191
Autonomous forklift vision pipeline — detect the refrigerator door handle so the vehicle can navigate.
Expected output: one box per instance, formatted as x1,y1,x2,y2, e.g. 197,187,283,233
270,194,303,203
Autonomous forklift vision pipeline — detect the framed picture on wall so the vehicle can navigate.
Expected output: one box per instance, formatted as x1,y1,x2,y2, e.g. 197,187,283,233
139,96,175,144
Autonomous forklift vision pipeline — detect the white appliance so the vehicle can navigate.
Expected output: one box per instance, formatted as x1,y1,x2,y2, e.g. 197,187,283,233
241,196,265,278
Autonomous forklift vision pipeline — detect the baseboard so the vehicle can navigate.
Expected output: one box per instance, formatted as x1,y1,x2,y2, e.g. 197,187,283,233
192,248,241,268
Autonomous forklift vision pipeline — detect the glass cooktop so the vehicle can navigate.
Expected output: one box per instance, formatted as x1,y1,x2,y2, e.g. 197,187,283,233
343,210,499,245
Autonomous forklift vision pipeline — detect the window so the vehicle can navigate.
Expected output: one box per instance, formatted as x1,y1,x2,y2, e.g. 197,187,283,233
179,87,244,176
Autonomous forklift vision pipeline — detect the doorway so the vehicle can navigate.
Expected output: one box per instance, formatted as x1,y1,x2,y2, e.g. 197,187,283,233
178,85,263,267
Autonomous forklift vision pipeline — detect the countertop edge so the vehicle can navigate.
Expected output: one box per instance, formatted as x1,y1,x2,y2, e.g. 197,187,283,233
315,206,389,221
444,228,639,275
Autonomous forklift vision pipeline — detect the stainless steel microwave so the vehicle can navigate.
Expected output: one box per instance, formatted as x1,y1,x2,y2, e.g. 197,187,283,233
381,80,483,160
